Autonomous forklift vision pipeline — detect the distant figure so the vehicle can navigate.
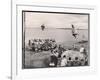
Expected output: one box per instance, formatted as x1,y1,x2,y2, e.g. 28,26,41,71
41,24,45,31
80,45,87,55
71,24,78,38
28,40,31,46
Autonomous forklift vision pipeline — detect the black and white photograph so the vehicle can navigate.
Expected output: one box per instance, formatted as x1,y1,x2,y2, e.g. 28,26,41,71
22,11,89,69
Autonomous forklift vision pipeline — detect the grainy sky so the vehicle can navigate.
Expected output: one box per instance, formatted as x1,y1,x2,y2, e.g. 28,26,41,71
24,12,89,29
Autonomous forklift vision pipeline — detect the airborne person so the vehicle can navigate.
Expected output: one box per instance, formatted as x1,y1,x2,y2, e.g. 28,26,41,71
41,24,45,31
71,24,78,38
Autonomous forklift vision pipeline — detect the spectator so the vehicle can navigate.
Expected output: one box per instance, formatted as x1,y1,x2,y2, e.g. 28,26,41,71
49,53,58,67
60,55,67,67
80,45,87,55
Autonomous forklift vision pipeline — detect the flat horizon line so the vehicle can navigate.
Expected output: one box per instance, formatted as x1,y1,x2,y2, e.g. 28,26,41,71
25,27,88,30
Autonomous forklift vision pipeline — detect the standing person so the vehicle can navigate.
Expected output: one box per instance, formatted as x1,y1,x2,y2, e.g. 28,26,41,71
80,45,87,65
34,40,38,52
49,51,58,67
58,45,65,58
80,45,87,55
28,40,31,46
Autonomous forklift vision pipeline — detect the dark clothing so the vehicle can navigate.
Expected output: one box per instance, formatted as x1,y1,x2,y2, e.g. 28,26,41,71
50,55,58,67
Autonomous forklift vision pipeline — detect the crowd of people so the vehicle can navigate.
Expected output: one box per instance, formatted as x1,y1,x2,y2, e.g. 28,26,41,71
49,45,88,67
27,38,88,67
28,39,65,52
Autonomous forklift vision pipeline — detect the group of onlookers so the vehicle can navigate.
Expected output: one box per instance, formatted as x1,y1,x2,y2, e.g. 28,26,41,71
28,39,57,52
27,39,88,67
49,45,88,67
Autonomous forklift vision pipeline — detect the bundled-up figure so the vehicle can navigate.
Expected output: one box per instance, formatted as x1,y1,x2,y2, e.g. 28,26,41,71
49,50,59,67
61,50,87,66
80,45,87,55
60,55,67,67
57,45,66,58
79,45,88,65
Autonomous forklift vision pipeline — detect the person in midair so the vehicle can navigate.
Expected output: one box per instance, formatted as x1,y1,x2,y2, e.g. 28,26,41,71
41,24,45,31
71,24,78,38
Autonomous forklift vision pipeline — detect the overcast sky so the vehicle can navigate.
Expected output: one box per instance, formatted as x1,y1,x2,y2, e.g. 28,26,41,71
24,12,89,29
